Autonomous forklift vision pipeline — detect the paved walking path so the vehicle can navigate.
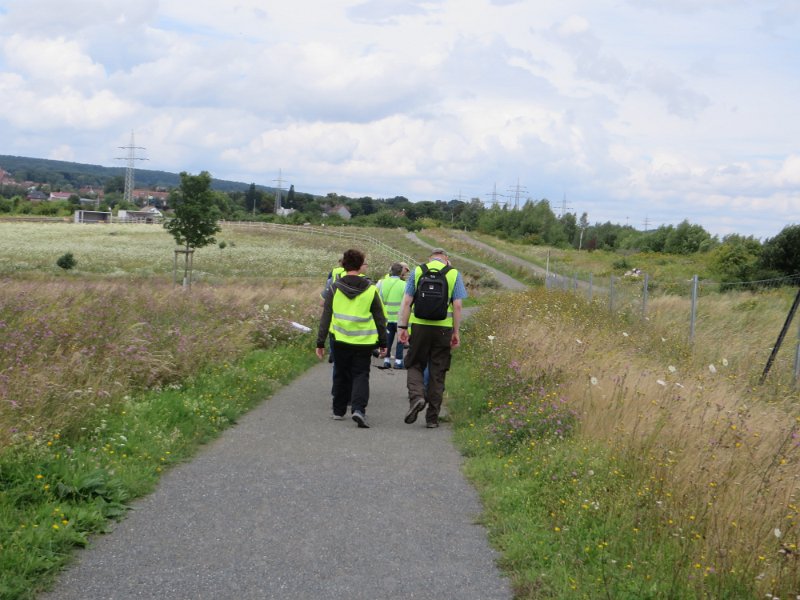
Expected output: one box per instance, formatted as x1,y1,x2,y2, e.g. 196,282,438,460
43,362,512,600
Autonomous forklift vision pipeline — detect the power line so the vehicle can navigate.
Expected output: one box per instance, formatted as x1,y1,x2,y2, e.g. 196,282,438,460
559,192,573,218
115,130,147,205
507,178,527,210
485,182,506,208
273,168,286,213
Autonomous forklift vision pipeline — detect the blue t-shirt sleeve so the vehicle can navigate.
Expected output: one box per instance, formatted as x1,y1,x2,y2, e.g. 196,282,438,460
404,275,416,296
451,273,468,300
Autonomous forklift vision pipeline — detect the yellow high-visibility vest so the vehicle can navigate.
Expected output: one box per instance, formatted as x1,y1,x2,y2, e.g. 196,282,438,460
331,285,381,344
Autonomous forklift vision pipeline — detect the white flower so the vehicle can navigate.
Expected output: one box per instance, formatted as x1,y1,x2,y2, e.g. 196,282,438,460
668,365,676,373
709,364,717,374
657,380,667,386
722,358,729,367
590,376,598,386
576,339,583,345
661,337,667,342
487,335,496,342
775,528,782,539
263,304,270,312
622,332,629,337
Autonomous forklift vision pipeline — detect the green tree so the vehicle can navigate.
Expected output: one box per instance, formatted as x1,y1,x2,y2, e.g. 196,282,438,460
760,224,800,276
663,219,714,254
711,234,763,284
164,171,222,286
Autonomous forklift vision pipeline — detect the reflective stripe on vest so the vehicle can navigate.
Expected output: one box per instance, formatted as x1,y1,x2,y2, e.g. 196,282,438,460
330,285,380,344
380,277,405,321
409,260,459,327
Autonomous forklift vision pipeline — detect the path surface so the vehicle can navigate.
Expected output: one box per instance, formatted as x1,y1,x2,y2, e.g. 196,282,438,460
42,363,512,600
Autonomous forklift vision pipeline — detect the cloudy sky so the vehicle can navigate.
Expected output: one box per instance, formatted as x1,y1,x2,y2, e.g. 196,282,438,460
0,1,798,239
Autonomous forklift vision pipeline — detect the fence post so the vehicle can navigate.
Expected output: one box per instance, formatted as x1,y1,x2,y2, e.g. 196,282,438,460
689,274,698,343
642,273,649,318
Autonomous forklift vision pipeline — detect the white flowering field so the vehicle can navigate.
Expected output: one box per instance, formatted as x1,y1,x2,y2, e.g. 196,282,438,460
0,222,398,280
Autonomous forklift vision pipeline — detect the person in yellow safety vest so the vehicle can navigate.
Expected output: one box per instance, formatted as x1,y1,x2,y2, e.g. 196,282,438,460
316,248,387,428
375,261,410,369
397,248,467,428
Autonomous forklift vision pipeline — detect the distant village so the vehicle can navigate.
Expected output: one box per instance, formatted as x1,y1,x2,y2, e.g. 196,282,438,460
0,166,356,224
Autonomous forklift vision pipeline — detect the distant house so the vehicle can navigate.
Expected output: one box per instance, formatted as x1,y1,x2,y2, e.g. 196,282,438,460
275,207,296,217
133,189,170,208
49,192,73,201
26,190,47,202
325,205,351,220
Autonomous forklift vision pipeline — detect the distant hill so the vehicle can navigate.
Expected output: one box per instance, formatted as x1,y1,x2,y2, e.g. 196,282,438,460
0,155,276,194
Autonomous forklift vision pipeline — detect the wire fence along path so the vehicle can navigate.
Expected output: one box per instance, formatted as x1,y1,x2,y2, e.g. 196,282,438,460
221,220,417,267
447,231,800,384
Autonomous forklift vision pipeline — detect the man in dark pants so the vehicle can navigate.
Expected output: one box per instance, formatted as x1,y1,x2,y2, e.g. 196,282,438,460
316,249,387,428
397,248,467,428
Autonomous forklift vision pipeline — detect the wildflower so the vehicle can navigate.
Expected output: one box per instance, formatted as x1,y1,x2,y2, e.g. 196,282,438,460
722,358,729,366
263,304,269,311
576,339,582,344
487,335,495,342
709,364,717,374
622,332,629,337
590,377,598,386
668,365,676,373
775,528,782,539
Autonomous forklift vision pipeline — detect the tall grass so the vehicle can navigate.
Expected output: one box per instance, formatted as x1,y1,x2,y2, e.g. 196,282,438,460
449,287,800,597
0,278,321,448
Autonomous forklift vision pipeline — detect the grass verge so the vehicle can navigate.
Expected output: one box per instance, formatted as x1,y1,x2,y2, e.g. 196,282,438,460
447,300,796,599
0,340,317,600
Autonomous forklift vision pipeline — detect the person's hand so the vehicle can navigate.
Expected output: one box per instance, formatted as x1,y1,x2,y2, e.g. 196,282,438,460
398,329,409,344
315,347,325,360
378,347,387,358
450,331,460,348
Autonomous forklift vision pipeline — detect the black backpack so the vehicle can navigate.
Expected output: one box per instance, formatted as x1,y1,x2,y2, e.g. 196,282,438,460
412,264,452,320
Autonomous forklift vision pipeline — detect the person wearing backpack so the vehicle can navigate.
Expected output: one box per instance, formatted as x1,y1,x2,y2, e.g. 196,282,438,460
376,261,409,369
316,249,387,428
396,248,467,428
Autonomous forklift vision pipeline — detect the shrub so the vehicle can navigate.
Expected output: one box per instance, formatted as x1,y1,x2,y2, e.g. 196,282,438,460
56,252,77,270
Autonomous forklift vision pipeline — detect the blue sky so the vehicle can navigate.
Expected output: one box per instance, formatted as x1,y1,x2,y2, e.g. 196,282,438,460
0,0,798,239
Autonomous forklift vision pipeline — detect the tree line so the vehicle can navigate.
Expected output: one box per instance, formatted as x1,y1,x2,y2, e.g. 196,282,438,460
1,159,797,285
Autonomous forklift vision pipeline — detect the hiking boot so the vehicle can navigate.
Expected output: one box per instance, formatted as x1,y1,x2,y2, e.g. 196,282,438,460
426,420,439,428
331,413,344,421
352,410,369,428
404,397,426,424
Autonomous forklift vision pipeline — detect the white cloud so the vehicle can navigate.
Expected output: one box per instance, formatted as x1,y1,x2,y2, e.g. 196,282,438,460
0,0,797,239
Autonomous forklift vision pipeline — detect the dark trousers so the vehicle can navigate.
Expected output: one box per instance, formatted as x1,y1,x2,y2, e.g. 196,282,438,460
331,340,372,417
404,324,452,423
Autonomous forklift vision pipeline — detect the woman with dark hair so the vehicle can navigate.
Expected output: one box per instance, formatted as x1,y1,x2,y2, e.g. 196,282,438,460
316,249,387,428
